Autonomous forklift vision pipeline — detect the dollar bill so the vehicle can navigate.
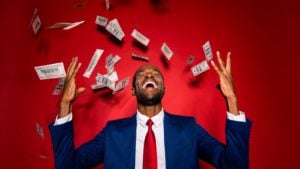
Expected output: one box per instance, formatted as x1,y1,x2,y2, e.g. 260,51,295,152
187,55,195,65
34,62,66,80
105,54,121,74
63,20,85,30
113,76,130,94
32,15,41,35
47,20,84,30
132,53,149,62
95,74,116,90
83,49,104,78
108,71,118,81
131,29,150,46
106,24,124,41
111,55,121,73
29,8,38,27
36,122,44,140
99,70,119,82
105,0,110,10
111,55,121,65
191,60,210,76
91,83,106,90
202,41,213,61
106,19,125,41
52,77,65,95
109,19,122,30
96,71,119,84
161,42,173,60
105,53,114,73
95,15,108,27
47,22,73,29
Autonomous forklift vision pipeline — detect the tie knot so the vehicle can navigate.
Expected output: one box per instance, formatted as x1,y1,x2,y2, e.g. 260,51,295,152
146,119,154,127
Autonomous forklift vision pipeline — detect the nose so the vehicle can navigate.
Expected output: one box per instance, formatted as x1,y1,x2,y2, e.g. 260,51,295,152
145,72,153,78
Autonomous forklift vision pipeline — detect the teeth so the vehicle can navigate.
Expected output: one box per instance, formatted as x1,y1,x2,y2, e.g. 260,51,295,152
142,81,158,89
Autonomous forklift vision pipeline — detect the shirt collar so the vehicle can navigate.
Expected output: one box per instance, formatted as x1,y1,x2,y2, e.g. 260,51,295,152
137,108,164,128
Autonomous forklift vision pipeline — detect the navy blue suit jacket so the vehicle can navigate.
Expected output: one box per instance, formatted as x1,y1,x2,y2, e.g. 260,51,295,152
49,112,251,169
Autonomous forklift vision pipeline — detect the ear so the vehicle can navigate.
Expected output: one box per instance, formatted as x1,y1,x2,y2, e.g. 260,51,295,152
131,88,136,96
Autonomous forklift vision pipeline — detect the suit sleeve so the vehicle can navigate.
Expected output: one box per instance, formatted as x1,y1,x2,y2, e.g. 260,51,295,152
49,121,105,169
196,119,252,169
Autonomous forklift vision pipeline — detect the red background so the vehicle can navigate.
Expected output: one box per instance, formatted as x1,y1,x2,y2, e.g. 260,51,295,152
1,0,299,168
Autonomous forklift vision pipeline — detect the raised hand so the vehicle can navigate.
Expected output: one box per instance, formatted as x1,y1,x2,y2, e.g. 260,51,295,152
59,57,86,118
211,51,239,115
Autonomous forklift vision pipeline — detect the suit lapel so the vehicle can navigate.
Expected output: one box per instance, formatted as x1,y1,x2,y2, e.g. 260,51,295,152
164,112,180,169
118,114,137,169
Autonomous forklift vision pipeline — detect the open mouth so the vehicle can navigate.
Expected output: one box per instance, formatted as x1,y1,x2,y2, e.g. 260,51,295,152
142,81,158,89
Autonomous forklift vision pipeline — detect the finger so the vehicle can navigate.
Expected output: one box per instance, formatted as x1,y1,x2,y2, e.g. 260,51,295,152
68,57,78,78
75,87,86,97
211,60,222,76
70,62,81,79
216,51,226,72
226,52,231,73
67,57,75,74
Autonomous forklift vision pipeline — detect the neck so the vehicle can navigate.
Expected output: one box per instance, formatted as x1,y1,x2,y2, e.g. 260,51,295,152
137,103,162,118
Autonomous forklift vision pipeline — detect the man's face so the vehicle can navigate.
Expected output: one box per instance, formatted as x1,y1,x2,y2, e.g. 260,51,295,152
132,65,165,106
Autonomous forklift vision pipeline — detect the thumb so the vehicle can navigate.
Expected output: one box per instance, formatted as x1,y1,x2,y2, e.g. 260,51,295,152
75,87,86,97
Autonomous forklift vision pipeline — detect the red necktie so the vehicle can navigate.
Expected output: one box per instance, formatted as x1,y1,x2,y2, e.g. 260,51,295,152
143,119,157,169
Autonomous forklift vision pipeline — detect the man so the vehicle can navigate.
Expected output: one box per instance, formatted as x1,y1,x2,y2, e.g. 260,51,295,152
49,51,251,169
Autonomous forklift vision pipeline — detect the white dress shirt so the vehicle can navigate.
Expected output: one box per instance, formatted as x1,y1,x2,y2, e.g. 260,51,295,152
54,110,246,169
135,109,166,169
